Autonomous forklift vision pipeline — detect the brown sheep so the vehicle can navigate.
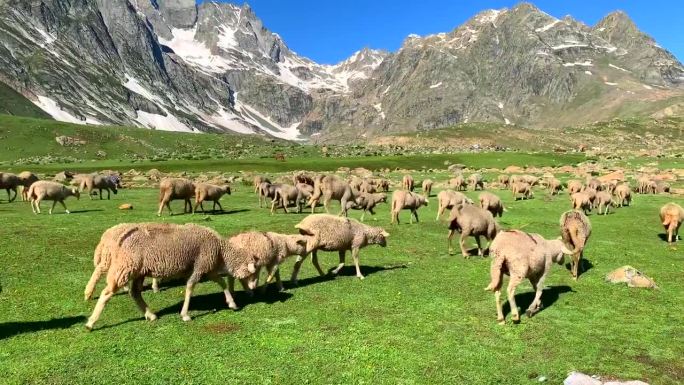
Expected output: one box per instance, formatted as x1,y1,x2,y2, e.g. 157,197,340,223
497,175,510,189
391,190,428,224
448,204,499,257
80,174,120,200
18,171,39,201
468,173,484,191
258,182,281,208
27,181,80,214
292,172,314,187
308,175,356,215
436,190,473,220
567,180,583,194
271,183,310,214
402,175,415,191
660,203,684,244
582,187,598,208
0,172,19,202
594,191,614,215
522,175,539,186
377,179,390,192
359,179,377,194
585,178,601,191
571,192,592,215
450,175,467,191
560,210,592,280
421,179,434,197
194,183,231,213
485,230,571,324
614,184,632,207
479,192,504,218
511,182,533,200
346,192,387,221
157,178,195,216
548,178,562,195
253,176,271,193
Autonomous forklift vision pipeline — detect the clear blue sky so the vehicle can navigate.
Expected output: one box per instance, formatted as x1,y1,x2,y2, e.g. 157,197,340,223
210,0,683,64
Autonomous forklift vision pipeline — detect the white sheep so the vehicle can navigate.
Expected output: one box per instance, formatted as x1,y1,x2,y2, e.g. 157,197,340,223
436,190,473,220
194,183,231,213
27,181,80,214
391,190,428,224
158,178,195,216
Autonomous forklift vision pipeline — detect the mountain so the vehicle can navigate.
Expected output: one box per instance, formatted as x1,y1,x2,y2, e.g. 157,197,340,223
0,1,682,142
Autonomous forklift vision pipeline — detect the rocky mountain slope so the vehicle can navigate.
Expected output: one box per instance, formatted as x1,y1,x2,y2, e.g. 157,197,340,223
0,1,682,142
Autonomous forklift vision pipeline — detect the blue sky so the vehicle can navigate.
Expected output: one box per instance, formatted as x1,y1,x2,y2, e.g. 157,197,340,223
213,0,683,64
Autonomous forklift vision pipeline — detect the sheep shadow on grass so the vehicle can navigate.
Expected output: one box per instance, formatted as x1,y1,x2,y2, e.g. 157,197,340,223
657,233,681,243
66,209,105,214
564,258,594,277
196,208,250,216
0,316,86,340
157,290,294,318
502,285,574,319
288,264,409,289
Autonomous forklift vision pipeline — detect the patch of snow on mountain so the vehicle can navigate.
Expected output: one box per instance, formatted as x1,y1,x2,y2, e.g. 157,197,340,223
430,82,443,89
642,84,653,90
373,103,386,119
585,71,592,75
236,100,303,141
552,43,589,50
34,96,83,124
158,28,233,72
535,20,561,32
382,86,392,95
498,102,504,109
563,61,593,67
609,63,631,73
135,110,195,133
217,25,239,50
604,82,618,86
124,75,165,104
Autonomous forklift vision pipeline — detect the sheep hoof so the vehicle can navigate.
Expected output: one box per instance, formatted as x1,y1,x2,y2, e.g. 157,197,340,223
146,312,158,321
357,275,365,280
181,315,191,322
85,323,94,331
497,318,505,325
65,210,70,214
228,303,238,310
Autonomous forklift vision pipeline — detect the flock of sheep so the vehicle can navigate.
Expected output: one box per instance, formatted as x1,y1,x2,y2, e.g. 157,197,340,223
0,168,682,328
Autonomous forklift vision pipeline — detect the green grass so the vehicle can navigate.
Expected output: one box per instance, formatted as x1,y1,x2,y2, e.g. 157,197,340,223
0,183,682,384
0,82,50,119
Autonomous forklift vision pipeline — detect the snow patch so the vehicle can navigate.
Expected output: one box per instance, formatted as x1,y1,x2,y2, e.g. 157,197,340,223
217,25,239,50
497,102,504,109
642,84,653,90
34,96,83,124
373,103,386,120
563,60,593,67
535,20,561,33
135,110,195,133
585,71,593,75
504,118,511,125
536,51,551,56
124,75,165,104
604,82,618,86
158,28,233,72
382,86,392,95
429,82,443,89
609,63,631,73
552,43,589,50
236,99,303,141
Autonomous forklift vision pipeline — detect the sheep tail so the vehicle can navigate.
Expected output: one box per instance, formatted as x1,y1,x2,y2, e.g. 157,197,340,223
485,255,505,292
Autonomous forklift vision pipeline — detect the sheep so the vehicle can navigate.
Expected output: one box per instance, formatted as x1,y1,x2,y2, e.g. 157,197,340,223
402,175,415,191
594,191,614,215
436,190,473,220
560,210,592,280
468,173,484,191
80,174,120,200
484,230,571,324
377,179,390,192
448,204,500,257
571,192,592,215
450,175,467,191
582,187,598,209
567,180,583,194
479,192,504,218
194,183,231,213
604,180,619,195
346,192,387,221
510,175,524,184
585,178,601,191
308,175,356,215
391,190,428,224
359,179,377,194
421,179,434,197
18,171,39,201
637,176,651,194
497,174,510,189
646,180,658,194
614,184,632,207
84,223,271,330
253,176,271,193
157,178,195,216
291,214,389,284
511,182,533,200
656,181,671,194
548,178,562,195
292,172,314,187
660,203,684,244
27,181,80,214
522,175,539,186
258,182,280,208
349,176,364,191
270,183,310,214
0,172,19,202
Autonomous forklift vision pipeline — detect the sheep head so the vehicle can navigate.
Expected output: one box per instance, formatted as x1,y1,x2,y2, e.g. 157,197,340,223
367,227,389,247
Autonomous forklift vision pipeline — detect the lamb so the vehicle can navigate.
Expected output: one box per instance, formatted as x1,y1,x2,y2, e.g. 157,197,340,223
571,192,592,215
468,173,484,191
511,182,533,200
450,175,467,191
258,182,280,208
291,214,389,284
85,223,269,330
253,176,271,193
402,175,415,191
497,174,510,189
548,178,562,195
448,204,500,257
594,191,614,215
479,192,504,218
560,210,592,280
421,179,434,197
660,203,684,244
346,192,387,221
391,190,428,224
80,174,120,200
27,180,80,214
436,190,473,220
271,183,310,214
522,175,539,186
194,183,231,213
567,180,583,194
308,174,356,215
359,179,377,194
157,178,195,216
18,171,39,201
0,172,19,202
484,230,571,324
614,184,632,207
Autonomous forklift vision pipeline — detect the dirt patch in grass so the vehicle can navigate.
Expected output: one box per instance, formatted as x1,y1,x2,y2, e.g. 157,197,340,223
203,322,241,334
635,354,684,382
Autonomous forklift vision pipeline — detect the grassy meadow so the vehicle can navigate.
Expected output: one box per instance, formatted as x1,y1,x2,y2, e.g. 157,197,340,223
0,172,682,384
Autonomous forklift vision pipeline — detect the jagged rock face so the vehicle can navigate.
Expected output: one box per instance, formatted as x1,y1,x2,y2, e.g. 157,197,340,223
0,1,682,142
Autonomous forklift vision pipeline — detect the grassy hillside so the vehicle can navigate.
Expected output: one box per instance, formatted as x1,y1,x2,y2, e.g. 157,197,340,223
0,82,51,119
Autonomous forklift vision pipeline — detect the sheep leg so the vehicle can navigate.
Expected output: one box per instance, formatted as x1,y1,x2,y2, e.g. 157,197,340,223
447,229,455,254
494,289,505,324
179,275,201,322
311,250,326,277
526,276,545,317
572,251,582,280
460,231,471,258
59,200,70,214
85,282,119,330
507,275,523,323
412,209,419,223
208,274,237,310
130,276,157,321
436,205,444,221
352,248,364,279
151,278,160,293
49,200,57,215
290,254,308,286
84,265,107,301
332,250,346,275
216,201,224,212
475,236,483,257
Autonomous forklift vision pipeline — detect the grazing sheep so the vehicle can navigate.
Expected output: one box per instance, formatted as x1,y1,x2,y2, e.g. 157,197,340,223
594,191,614,215
448,204,499,257
291,214,389,283
253,176,271,193
484,230,571,324
567,180,583,194
194,183,231,213
85,223,268,330
402,175,415,191
468,173,484,191
391,190,428,224
522,175,539,186
258,182,280,208
359,179,377,194
421,179,434,197
347,192,387,221
308,175,356,215
0,172,19,202
660,203,684,244
377,179,390,192
157,178,195,216
585,178,601,191
18,171,39,201
637,176,651,194
479,192,504,218
614,184,632,207
450,175,467,191
510,175,524,184
511,182,533,200
548,178,562,195
271,183,310,214
497,175,510,189
655,181,671,194
582,187,597,209
560,210,592,280
604,180,619,195
436,190,473,220
571,192,592,215
292,172,314,187
27,181,80,214
80,174,120,200
349,176,364,191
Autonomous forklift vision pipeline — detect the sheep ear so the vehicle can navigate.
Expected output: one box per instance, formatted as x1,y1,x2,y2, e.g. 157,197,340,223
296,238,307,246
247,262,257,274
381,230,390,237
